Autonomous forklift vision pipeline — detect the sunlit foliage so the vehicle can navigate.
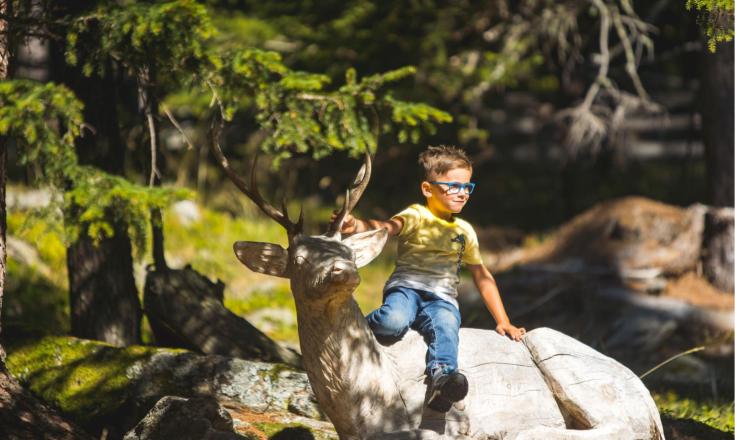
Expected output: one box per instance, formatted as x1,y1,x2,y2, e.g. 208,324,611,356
686,0,735,51
0,80,189,253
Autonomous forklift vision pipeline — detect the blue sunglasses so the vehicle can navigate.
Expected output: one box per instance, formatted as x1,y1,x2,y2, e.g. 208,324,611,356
429,181,476,195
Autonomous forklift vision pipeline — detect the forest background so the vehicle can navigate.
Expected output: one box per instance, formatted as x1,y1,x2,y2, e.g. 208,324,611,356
0,0,733,438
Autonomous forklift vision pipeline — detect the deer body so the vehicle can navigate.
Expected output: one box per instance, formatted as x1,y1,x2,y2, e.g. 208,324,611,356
297,292,408,438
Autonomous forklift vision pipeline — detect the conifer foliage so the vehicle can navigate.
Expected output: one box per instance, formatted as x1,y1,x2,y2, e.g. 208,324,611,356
1,0,451,346
686,0,735,51
0,80,189,256
0,0,452,247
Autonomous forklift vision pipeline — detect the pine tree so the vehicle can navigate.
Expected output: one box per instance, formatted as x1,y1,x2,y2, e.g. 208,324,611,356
2,0,451,353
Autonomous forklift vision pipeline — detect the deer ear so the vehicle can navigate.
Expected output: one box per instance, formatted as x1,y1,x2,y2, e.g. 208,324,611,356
342,228,389,268
233,241,289,278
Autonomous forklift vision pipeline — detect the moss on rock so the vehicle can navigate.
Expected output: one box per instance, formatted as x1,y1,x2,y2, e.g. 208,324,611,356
5,336,164,423
4,335,322,434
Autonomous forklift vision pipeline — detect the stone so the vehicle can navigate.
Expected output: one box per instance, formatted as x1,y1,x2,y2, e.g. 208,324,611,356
171,200,202,227
123,395,243,440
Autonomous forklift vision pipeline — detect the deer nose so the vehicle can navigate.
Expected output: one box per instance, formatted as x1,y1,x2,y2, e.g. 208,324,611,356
332,259,356,275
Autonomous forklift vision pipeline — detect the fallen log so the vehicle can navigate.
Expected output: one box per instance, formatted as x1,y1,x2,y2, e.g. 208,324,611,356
493,197,733,294
143,266,301,367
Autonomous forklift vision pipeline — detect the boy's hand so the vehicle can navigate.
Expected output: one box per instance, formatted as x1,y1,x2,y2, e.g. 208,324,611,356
496,323,526,342
331,210,357,234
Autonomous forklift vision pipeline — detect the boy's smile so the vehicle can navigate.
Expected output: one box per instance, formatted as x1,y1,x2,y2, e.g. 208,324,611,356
421,167,473,220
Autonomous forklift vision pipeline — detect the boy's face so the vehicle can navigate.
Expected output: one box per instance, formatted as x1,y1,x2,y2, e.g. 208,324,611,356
421,167,473,216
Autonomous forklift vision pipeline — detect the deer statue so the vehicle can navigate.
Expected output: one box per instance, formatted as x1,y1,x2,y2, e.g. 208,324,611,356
211,144,665,439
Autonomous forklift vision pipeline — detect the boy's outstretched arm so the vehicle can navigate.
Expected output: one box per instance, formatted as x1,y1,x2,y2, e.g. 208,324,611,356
337,213,403,236
467,264,526,341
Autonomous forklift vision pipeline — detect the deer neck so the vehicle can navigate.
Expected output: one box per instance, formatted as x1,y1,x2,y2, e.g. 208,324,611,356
293,288,408,438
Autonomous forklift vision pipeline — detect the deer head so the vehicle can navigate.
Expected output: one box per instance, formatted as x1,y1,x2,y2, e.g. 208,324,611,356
211,142,388,301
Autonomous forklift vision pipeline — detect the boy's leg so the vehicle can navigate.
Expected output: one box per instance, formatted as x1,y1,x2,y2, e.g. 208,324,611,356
414,296,466,411
365,287,420,344
414,297,461,373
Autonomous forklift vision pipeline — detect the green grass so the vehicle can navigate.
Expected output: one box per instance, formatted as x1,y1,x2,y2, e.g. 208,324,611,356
653,390,734,433
2,259,69,336
7,207,68,286
4,207,70,336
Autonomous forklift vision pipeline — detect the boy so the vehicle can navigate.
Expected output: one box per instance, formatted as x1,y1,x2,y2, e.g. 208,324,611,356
339,145,525,412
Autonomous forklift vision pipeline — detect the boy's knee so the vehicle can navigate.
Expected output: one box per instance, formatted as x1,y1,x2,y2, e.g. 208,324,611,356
367,309,411,336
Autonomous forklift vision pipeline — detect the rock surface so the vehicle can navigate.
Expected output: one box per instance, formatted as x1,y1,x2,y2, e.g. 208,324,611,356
123,396,244,440
380,327,664,439
4,336,320,436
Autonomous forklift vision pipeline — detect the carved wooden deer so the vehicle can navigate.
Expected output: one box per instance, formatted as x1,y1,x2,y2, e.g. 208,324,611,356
212,146,665,439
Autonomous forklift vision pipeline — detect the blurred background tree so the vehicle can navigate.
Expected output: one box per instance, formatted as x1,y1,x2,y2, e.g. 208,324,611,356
200,0,731,227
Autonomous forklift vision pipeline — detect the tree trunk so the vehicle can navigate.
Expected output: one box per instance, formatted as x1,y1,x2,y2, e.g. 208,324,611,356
143,266,301,367
0,138,5,363
701,207,735,292
135,66,168,271
0,364,94,440
0,12,91,437
67,225,141,346
699,40,734,292
1,0,10,361
700,40,734,208
140,73,168,271
52,48,142,345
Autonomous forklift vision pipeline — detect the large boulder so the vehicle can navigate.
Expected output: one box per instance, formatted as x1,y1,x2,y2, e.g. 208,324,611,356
382,327,664,439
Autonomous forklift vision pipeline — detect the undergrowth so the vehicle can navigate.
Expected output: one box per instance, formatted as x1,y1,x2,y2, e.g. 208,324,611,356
653,390,734,433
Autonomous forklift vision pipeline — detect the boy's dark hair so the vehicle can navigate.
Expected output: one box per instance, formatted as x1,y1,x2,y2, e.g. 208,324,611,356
418,145,472,180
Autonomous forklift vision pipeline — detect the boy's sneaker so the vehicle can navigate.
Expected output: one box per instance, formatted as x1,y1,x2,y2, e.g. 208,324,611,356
426,368,468,412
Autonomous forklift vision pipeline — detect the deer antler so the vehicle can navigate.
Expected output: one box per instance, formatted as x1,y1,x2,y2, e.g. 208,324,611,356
210,120,302,236
327,152,372,237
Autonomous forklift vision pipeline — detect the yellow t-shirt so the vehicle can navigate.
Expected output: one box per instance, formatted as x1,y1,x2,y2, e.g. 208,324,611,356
384,204,483,306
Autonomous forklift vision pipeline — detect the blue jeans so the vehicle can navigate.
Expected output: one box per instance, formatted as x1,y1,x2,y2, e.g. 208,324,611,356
366,286,461,374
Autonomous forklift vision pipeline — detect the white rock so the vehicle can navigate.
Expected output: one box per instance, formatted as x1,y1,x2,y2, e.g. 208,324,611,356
171,200,201,226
